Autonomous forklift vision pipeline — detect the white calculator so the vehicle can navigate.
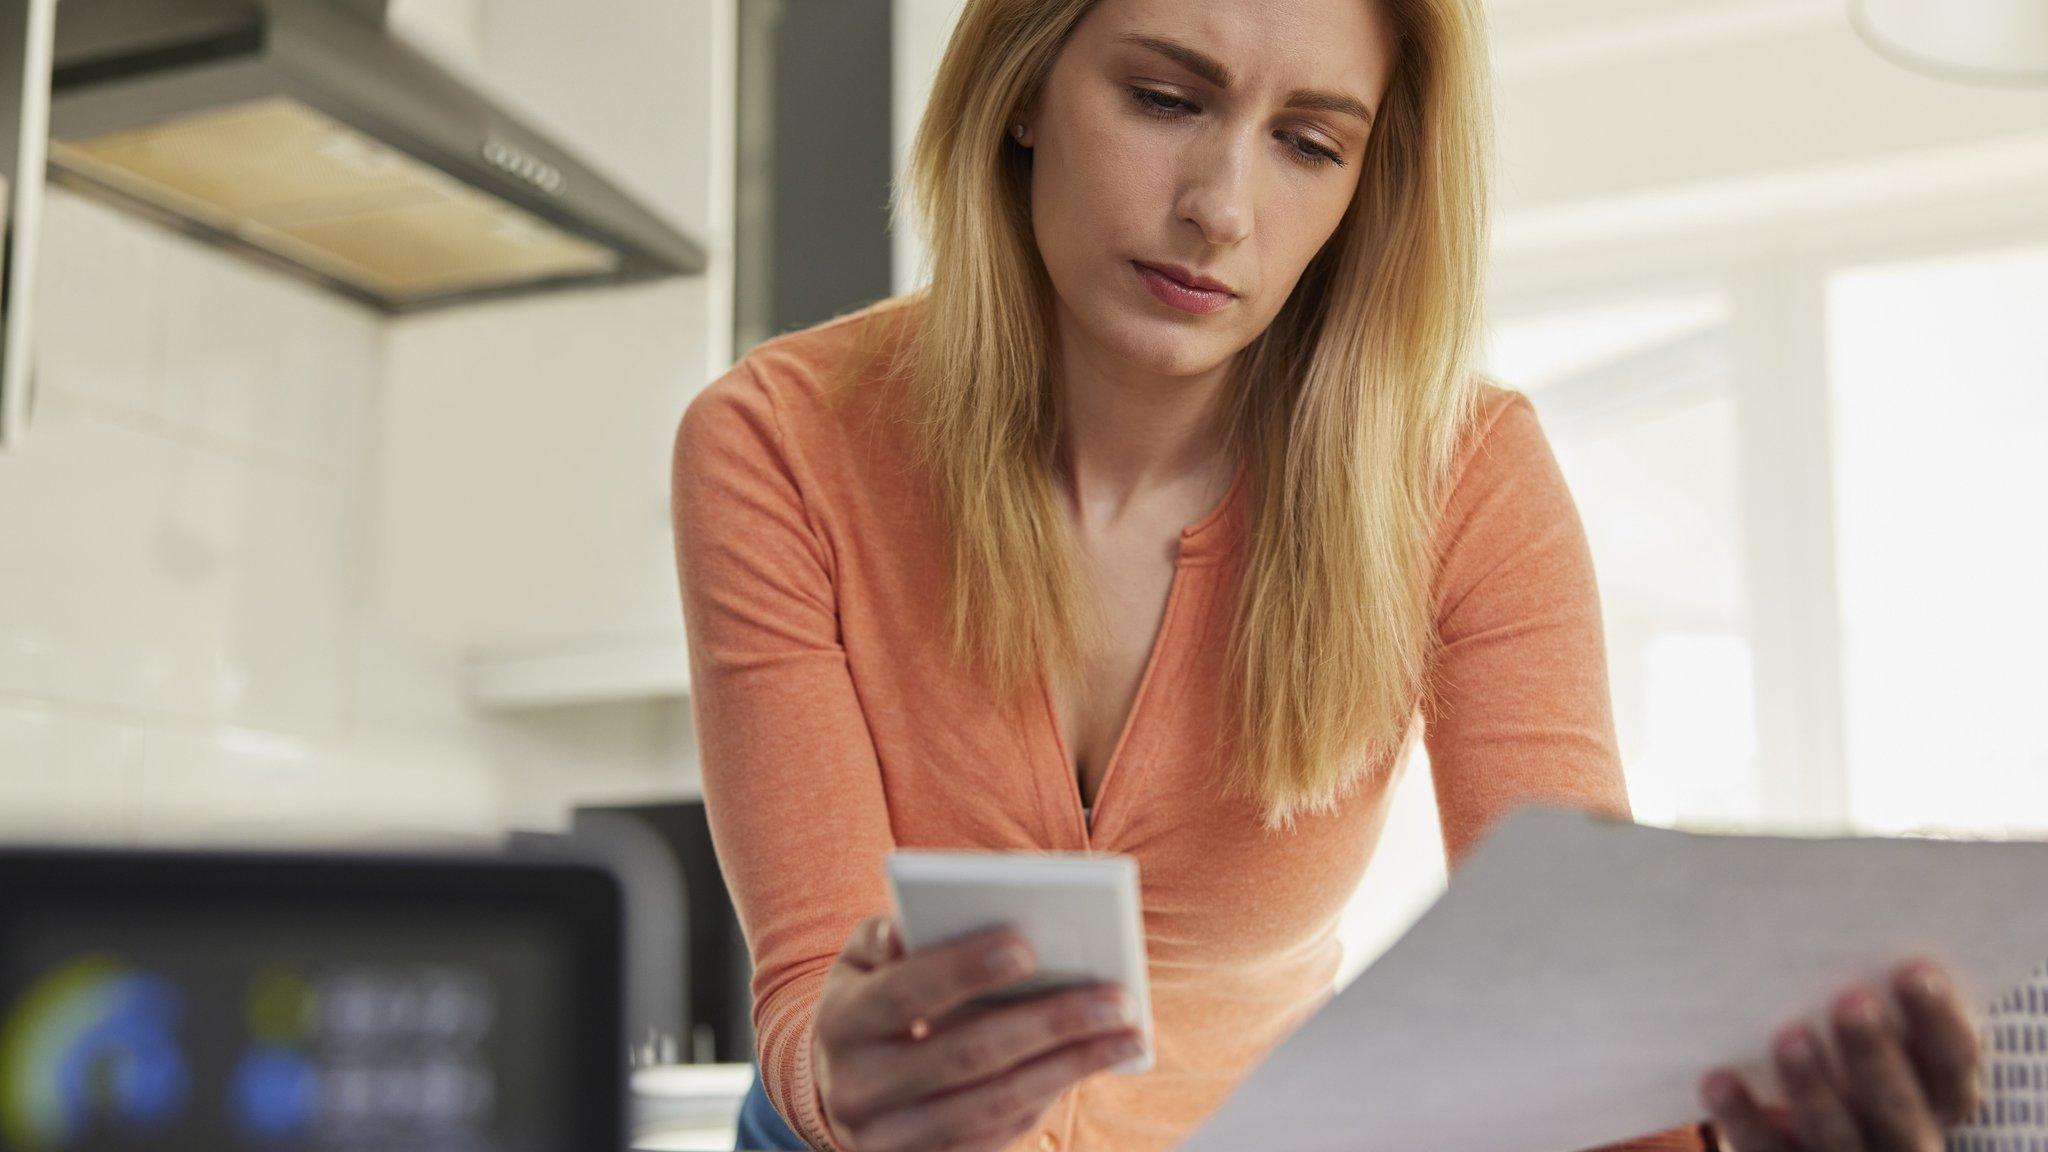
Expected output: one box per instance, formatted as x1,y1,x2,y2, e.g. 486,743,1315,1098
885,849,1154,1074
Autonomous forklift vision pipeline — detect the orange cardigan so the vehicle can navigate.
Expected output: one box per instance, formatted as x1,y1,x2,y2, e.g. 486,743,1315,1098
670,299,1713,1152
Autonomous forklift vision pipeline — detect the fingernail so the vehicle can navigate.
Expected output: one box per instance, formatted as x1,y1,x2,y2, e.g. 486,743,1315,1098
1085,998,1125,1030
988,943,1031,978
1082,996,1132,1030
1837,991,1883,1034
1779,1029,1817,1071
1908,966,1946,1000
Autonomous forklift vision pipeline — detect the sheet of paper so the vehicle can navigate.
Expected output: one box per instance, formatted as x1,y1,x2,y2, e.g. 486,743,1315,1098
1177,805,2048,1152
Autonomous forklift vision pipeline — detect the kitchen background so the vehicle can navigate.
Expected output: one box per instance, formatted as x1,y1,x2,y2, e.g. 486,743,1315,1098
1,0,2045,1147
1,0,727,847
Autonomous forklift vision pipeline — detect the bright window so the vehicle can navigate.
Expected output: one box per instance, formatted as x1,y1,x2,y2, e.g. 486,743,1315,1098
1825,241,2048,836
1483,291,1760,829
1339,289,1760,986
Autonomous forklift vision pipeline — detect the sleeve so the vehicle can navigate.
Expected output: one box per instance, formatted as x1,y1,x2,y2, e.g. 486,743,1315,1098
670,359,896,1151
1419,390,1715,1152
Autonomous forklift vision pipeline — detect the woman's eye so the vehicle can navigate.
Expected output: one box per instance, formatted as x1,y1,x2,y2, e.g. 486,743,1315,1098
1126,86,1192,117
1123,86,1347,169
1291,136,1344,168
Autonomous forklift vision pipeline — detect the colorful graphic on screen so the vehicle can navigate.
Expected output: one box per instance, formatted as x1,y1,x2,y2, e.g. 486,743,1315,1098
0,956,191,1151
0,886,579,1152
1,954,513,1151
232,971,319,1142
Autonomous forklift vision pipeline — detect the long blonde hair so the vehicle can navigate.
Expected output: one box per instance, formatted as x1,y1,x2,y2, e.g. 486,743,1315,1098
856,0,1494,832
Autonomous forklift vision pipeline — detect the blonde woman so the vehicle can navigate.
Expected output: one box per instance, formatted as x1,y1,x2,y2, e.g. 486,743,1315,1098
670,1,1984,1150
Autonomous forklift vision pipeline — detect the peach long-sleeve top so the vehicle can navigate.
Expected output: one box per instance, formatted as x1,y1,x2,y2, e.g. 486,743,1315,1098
670,297,1713,1152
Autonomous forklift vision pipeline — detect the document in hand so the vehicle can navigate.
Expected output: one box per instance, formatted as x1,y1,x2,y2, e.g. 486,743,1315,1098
1176,805,2048,1152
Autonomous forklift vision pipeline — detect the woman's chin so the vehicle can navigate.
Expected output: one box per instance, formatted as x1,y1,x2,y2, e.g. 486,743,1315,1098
1105,320,1239,378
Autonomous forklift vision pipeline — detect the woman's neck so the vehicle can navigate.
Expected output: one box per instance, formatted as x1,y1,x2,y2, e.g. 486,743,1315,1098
1052,338,1237,527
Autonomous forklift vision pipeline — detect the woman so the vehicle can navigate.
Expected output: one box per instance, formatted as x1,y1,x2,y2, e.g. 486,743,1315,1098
670,0,1985,1149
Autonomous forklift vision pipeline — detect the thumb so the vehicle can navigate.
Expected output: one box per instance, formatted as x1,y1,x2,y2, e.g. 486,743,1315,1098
872,915,904,962
843,915,901,970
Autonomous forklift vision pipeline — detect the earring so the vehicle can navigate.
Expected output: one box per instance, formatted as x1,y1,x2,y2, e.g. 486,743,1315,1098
1012,122,1026,143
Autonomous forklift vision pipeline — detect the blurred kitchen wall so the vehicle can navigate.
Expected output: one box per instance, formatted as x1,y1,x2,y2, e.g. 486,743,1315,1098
373,0,732,833
0,0,735,848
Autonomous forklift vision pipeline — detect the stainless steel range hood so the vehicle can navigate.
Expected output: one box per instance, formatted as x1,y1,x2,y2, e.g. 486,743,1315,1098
45,0,707,315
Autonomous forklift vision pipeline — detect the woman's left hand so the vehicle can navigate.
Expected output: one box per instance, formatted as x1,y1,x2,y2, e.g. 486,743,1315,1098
1699,958,1985,1151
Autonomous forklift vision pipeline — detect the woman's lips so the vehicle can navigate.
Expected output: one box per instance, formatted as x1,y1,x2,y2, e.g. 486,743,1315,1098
1133,261,1236,315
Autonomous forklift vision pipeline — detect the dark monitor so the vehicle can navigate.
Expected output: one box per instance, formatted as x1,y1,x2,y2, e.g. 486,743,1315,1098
0,847,624,1152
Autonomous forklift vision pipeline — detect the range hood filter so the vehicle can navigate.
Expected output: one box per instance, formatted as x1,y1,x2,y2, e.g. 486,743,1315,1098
46,0,705,314
51,96,621,301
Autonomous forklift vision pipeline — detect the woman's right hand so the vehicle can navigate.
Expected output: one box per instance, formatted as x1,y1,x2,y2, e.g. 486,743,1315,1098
807,914,1146,1152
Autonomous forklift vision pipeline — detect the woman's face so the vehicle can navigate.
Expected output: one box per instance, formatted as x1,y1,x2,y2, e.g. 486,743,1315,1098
1020,0,1399,380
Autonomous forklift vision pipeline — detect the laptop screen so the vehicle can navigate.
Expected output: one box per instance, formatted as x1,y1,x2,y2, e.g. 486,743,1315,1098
0,848,623,1152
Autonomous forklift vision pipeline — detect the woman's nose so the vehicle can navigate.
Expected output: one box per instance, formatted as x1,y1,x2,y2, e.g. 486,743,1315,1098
1175,128,1256,247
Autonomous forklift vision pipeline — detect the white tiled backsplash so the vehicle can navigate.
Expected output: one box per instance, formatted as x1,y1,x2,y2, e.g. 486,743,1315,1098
0,187,701,849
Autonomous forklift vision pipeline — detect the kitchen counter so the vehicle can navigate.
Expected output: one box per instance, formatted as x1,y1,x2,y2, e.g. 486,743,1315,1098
631,1062,755,1151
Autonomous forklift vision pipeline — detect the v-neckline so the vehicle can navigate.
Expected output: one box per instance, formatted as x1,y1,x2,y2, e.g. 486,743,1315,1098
1037,570,1184,848
1036,461,1247,846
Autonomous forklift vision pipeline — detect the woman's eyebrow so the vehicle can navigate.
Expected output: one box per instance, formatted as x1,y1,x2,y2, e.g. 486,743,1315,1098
1115,31,1376,127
